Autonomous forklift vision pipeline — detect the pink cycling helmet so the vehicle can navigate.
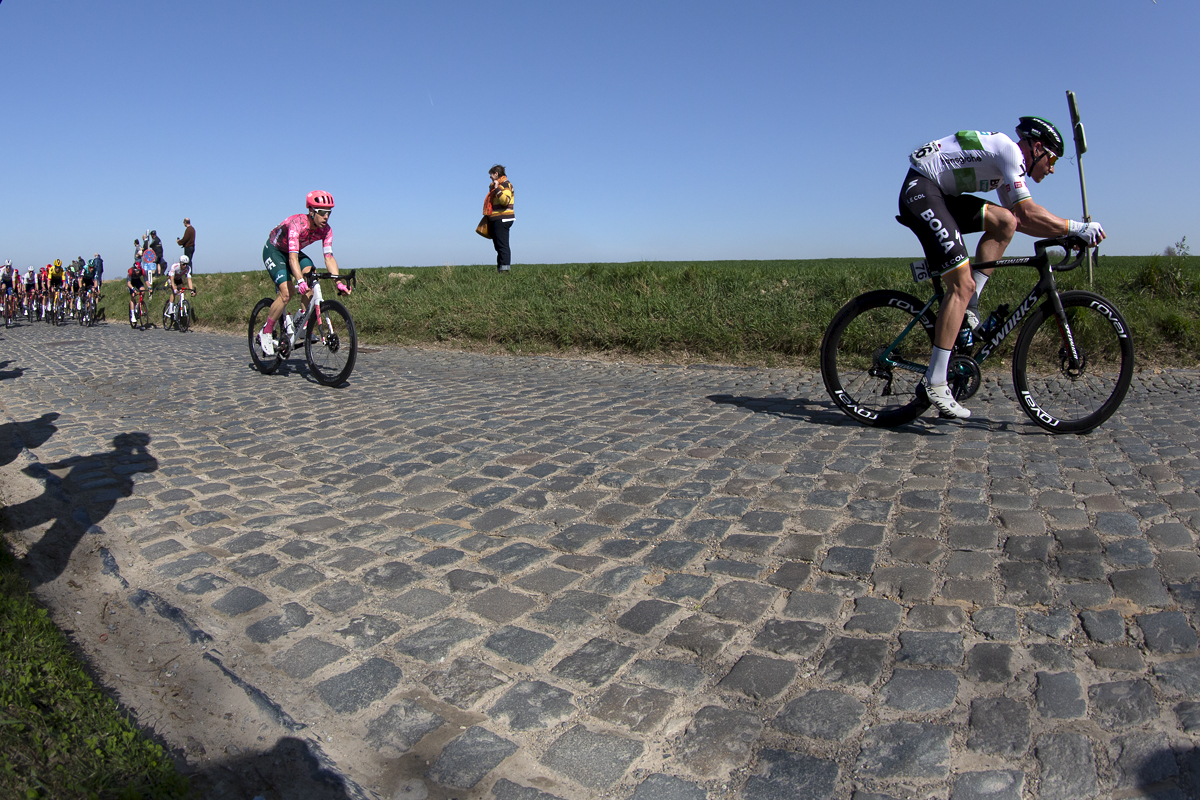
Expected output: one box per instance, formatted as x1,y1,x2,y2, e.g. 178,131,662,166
306,190,335,210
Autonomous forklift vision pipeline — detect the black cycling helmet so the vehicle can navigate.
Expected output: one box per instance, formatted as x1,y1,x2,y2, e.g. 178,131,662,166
1016,116,1065,157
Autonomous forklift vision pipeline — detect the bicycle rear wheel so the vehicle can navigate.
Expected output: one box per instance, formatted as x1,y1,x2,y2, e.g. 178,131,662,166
249,298,284,374
178,298,191,332
821,289,937,427
1011,290,1134,434
304,299,357,386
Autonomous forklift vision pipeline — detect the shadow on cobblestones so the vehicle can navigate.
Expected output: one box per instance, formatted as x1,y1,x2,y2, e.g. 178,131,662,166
181,736,358,800
13,431,156,587
0,359,25,381
1,412,58,468
708,393,863,427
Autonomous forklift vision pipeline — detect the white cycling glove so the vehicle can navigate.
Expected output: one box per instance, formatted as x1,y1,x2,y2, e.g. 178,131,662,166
1067,220,1106,246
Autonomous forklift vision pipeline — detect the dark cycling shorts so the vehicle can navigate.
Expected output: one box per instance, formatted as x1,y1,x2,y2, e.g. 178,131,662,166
898,169,997,275
263,243,315,287
49,277,63,289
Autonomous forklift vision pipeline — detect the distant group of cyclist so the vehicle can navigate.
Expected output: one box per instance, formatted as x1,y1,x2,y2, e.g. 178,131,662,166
126,228,195,328
0,255,105,326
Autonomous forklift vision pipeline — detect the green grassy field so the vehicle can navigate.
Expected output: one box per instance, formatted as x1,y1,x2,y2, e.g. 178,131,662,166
99,252,1199,367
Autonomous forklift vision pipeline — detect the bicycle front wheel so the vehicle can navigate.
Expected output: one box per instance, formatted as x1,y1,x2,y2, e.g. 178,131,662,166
1012,290,1134,434
249,298,283,374
821,289,936,428
178,299,191,332
305,299,357,386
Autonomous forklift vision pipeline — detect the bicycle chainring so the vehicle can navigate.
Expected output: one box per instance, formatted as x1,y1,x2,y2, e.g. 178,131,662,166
947,355,982,401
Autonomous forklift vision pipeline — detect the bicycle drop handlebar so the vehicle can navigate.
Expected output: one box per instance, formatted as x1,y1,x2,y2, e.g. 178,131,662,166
971,234,1091,274
310,270,356,288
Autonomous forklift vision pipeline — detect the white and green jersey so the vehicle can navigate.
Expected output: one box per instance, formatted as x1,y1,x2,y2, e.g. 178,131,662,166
908,131,1032,209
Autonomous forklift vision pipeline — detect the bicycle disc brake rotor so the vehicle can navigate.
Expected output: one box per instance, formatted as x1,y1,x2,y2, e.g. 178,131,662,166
948,355,982,401
1058,347,1087,379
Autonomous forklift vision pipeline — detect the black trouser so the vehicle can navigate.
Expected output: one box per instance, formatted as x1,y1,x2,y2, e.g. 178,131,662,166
489,218,513,271
184,246,194,267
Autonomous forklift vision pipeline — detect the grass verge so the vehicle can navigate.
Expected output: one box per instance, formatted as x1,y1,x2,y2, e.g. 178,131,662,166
98,253,1199,368
0,538,189,800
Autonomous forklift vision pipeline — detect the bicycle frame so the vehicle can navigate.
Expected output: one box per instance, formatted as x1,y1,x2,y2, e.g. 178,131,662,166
882,238,1091,377
282,270,354,350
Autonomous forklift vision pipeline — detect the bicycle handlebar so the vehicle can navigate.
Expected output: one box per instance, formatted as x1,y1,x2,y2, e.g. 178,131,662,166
1033,235,1089,273
311,269,356,287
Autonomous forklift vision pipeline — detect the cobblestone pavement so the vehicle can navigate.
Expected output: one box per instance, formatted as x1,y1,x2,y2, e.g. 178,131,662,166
3,317,1200,800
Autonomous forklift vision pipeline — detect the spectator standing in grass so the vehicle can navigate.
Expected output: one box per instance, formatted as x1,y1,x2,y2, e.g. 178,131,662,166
485,164,515,273
177,218,196,268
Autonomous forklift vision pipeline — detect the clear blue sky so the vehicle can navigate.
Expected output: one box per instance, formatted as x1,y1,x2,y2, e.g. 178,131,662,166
2,1,1194,273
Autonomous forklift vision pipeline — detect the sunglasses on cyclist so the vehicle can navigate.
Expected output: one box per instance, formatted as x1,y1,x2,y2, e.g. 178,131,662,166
312,209,332,217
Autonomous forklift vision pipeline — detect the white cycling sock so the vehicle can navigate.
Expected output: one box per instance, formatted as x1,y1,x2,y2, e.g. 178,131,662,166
926,346,952,385
972,271,989,305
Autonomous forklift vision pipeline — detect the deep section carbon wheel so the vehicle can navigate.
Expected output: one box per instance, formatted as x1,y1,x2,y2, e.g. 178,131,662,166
304,299,357,386
248,298,284,375
821,289,936,427
1011,290,1134,434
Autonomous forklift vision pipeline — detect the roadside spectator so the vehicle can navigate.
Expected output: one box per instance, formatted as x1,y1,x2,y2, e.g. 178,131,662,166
177,217,196,268
89,253,104,283
148,230,166,276
485,164,515,273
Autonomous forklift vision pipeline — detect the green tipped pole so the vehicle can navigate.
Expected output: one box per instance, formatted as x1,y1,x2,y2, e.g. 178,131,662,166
1067,91,1094,287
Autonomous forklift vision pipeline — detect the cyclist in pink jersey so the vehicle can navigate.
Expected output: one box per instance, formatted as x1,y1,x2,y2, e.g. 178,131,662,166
256,190,351,357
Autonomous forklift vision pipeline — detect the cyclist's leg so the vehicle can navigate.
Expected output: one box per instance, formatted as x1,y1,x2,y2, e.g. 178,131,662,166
899,172,980,348
262,245,294,324
899,171,981,417
962,202,1016,317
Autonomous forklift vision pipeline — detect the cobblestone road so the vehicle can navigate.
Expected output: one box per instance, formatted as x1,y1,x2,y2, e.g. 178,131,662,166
3,317,1200,799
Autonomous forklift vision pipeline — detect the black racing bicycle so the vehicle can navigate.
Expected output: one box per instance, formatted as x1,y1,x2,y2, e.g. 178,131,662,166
820,234,1134,434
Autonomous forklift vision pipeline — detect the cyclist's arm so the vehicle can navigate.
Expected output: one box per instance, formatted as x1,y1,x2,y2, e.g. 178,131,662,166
324,253,339,277
288,252,304,284
1011,199,1074,240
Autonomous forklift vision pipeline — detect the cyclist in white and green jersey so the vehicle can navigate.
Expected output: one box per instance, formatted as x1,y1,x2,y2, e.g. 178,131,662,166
897,116,1105,419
